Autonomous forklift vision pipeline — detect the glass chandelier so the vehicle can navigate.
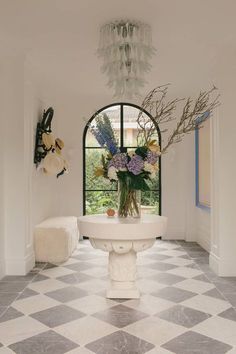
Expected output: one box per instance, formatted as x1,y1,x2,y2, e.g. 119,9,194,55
97,20,155,99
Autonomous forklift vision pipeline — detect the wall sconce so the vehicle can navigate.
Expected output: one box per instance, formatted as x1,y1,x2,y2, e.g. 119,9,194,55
34,107,54,165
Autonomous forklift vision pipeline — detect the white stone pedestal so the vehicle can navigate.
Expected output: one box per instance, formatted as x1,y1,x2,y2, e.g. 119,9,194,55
78,214,167,299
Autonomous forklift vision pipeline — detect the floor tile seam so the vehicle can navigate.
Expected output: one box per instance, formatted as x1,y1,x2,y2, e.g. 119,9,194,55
161,250,236,309
0,262,49,321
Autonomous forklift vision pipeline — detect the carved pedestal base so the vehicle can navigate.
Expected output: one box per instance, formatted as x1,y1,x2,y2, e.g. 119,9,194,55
89,238,155,299
107,250,139,298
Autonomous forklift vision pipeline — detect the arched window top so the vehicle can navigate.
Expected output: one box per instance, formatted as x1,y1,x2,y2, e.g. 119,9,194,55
83,103,161,216
84,103,161,150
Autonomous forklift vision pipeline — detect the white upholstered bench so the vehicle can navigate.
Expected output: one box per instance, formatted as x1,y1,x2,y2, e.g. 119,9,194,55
34,216,78,263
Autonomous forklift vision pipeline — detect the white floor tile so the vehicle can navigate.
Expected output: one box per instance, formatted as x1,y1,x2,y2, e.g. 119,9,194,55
125,316,186,346
146,347,174,354
60,258,80,266
28,278,67,293
67,294,116,314
66,348,94,354
175,279,214,294
0,317,47,346
136,279,166,293
0,348,15,354
41,266,76,278
182,294,231,315
166,267,203,278
81,267,108,278
12,294,60,315
194,316,236,346
158,250,186,257
55,316,116,345
125,294,174,315
76,279,107,293
162,257,193,267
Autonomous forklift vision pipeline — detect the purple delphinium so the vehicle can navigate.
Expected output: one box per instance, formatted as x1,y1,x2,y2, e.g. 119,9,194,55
109,153,128,170
127,154,144,175
146,151,158,165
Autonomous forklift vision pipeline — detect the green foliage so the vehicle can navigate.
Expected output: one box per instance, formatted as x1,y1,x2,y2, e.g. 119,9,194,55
135,146,148,158
86,191,117,214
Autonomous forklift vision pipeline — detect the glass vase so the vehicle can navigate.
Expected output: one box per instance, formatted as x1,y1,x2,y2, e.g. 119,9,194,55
118,179,141,218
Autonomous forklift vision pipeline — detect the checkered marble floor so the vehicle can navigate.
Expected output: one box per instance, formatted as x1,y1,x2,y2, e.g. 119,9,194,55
0,240,236,354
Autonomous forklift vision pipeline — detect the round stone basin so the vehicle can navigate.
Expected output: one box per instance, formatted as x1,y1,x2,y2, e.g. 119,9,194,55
78,214,168,299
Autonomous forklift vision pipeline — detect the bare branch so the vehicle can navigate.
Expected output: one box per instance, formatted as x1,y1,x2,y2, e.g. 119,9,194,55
137,84,220,152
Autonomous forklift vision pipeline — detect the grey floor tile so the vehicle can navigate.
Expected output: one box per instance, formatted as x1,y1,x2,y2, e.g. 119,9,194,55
148,262,177,271
157,304,211,328
0,307,7,316
1,274,36,282
150,272,186,285
32,274,50,282
145,253,171,261
193,274,211,283
194,257,210,265
219,307,236,322
162,330,232,354
9,330,78,354
151,247,167,253
0,292,19,306
30,305,86,328
44,263,58,269
45,286,87,303
0,282,28,293
179,254,191,259
204,288,226,301
2,240,236,354
72,253,101,261
93,304,148,328
18,288,39,300
0,307,23,323
177,241,199,248
86,330,154,354
65,262,96,272
224,293,236,308
152,286,197,303
56,272,94,284
186,263,200,269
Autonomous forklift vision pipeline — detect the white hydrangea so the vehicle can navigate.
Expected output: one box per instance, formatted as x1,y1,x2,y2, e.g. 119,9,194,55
143,162,153,173
107,166,118,181
144,161,158,179
128,150,135,157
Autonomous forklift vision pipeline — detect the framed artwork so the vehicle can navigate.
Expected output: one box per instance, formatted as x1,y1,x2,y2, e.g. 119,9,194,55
195,116,211,210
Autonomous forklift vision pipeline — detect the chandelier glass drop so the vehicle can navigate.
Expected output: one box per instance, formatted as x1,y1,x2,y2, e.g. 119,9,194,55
97,20,155,99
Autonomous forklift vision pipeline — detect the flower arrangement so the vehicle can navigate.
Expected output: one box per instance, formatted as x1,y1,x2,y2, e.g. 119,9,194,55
90,84,219,218
91,113,161,217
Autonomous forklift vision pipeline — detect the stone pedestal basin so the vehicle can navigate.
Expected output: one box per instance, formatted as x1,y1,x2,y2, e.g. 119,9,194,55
78,214,167,299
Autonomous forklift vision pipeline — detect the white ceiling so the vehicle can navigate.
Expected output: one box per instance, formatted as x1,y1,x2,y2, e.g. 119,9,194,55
0,0,235,98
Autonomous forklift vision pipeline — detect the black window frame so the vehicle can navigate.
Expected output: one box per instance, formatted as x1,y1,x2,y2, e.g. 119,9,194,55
83,102,162,215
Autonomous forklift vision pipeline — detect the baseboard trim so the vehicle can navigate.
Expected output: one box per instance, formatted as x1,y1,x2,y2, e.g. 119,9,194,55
198,236,211,253
0,259,5,280
162,231,185,240
209,252,220,275
5,252,35,275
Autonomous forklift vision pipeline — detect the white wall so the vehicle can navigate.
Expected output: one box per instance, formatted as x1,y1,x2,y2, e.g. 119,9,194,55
0,54,59,276
0,71,5,278
210,51,236,275
1,55,34,275
196,209,211,252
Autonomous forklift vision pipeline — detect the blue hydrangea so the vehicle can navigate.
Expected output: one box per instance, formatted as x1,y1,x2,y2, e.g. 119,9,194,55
109,153,128,170
146,151,158,164
127,154,144,175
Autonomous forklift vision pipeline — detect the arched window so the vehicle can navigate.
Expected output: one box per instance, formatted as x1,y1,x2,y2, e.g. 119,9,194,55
83,103,161,215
